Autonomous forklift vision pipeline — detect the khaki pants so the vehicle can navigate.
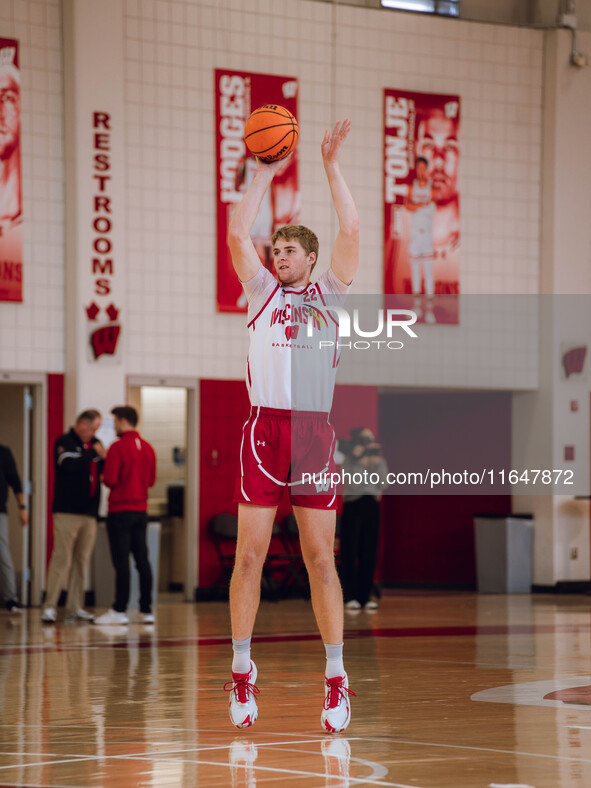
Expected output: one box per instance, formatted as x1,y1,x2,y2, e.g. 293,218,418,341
0,512,17,603
45,513,97,612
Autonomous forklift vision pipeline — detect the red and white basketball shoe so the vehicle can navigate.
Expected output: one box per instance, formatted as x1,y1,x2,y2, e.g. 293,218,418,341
225,661,259,729
320,673,356,733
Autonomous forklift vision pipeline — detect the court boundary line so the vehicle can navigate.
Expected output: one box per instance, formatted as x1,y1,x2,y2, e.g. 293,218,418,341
0,743,405,787
5,730,591,768
2,622,589,658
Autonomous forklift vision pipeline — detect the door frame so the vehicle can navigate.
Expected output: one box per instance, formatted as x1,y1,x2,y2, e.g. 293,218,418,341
127,375,199,600
0,371,48,606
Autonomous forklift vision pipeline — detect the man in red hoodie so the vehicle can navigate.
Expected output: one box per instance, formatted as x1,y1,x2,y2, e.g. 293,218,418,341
95,406,157,625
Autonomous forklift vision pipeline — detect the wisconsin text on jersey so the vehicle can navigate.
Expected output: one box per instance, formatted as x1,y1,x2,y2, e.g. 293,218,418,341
269,302,325,331
269,286,332,351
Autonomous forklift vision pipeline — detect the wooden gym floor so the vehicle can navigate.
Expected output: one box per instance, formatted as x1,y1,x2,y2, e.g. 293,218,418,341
1,591,591,787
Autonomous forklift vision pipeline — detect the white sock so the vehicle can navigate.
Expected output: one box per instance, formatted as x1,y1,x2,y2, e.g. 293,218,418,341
324,642,345,679
232,637,252,674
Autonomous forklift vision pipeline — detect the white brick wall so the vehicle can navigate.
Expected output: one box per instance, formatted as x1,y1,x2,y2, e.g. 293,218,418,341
0,0,544,389
122,0,543,385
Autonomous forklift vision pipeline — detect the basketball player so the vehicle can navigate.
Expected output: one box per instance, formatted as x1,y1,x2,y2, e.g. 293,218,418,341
225,119,359,733
405,157,435,323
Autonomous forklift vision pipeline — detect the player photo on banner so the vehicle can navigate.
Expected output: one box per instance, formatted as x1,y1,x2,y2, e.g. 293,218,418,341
0,38,22,302
215,69,299,313
383,89,460,325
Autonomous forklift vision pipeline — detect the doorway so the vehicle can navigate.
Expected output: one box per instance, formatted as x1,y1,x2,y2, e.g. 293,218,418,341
0,379,45,606
127,380,198,601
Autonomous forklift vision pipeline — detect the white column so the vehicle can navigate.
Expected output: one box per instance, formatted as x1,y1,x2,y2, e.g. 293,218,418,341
62,0,127,423
513,29,591,585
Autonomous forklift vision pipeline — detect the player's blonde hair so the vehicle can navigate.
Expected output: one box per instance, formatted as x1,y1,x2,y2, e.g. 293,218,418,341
272,225,319,272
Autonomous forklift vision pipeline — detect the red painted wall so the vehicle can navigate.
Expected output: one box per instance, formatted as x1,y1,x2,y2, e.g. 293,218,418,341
378,391,512,588
197,382,513,590
46,374,64,563
331,385,379,445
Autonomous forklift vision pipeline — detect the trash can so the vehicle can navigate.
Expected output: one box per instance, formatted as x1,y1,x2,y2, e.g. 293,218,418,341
474,513,534,593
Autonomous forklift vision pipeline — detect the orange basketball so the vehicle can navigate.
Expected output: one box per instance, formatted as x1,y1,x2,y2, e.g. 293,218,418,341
244,104,298,163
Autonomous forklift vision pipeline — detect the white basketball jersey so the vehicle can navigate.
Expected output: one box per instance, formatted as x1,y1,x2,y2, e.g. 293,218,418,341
410,179,435,234
242,266,350,412
411,179,431,206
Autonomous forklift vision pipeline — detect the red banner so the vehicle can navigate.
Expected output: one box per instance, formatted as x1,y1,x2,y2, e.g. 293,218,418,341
215,69,299,313
383,89,460,324
0,38,22,302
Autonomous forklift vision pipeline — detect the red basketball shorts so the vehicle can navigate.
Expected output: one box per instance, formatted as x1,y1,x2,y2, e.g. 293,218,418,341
233,406,338,509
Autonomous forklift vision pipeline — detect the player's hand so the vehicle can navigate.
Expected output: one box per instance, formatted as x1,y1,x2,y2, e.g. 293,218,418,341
256,153,292,177
19,509,28,527
322,119,351,166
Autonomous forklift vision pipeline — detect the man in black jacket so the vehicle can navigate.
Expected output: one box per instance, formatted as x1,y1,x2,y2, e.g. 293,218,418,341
41,410,105,624
0,444,28,612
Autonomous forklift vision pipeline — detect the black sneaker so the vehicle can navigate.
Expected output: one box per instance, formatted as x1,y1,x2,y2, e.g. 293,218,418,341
6,600,22,613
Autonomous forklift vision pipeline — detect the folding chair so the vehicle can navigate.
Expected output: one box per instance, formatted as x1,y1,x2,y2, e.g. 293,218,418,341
279,513,311,598
210,513,239,593
210,513,303,600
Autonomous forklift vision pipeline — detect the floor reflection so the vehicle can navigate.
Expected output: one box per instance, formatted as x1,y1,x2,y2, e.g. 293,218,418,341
229,739,258,787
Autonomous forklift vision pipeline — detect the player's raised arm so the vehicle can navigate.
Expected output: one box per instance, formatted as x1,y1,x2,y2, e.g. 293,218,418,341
227,156,286,283
322,119,359,286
